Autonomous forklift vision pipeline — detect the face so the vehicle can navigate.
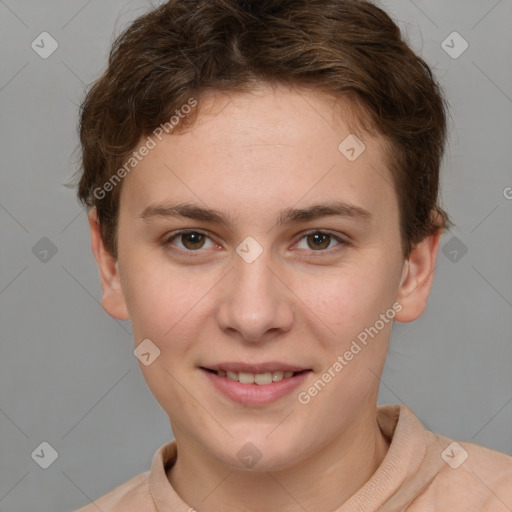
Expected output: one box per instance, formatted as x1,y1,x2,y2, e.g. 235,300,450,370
90,84,439,471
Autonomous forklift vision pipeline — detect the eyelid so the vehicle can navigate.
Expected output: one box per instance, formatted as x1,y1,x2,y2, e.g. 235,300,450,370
293,229,350,252
163,228,350,255
164,228,218,252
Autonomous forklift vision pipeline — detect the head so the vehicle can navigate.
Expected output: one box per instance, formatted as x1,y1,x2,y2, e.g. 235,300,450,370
77,0,450,471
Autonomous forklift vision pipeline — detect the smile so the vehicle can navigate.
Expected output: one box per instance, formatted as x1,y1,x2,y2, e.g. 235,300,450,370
204,368,306,385
200,366,312,405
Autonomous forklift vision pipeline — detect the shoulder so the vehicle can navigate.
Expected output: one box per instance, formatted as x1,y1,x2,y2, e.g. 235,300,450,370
74,470,156,512
380,405,512,510
416,432,512,511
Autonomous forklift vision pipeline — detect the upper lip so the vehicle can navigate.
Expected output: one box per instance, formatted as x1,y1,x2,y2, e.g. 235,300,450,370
202,362,311,373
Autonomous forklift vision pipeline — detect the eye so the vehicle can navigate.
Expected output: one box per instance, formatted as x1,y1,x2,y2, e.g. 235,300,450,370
295,230,347,252
164,230,217,253
163,229,349,256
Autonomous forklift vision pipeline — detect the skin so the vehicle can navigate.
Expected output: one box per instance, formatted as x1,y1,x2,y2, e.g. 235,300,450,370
89,83,441,512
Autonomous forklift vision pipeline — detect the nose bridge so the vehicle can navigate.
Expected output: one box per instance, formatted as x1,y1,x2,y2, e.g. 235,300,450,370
216,242,294,342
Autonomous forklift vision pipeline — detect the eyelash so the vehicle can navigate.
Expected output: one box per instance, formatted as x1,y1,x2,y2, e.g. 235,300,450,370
162,229,349,257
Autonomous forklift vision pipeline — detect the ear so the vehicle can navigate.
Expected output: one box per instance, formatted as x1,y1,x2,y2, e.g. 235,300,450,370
394,230,441,323
88,209,129,321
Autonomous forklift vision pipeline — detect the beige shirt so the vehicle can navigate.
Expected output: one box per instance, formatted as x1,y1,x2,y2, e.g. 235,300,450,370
75,405,512,511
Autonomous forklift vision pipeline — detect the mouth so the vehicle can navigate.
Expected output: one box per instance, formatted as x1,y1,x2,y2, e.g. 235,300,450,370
201,367,310,385
199,363,312,405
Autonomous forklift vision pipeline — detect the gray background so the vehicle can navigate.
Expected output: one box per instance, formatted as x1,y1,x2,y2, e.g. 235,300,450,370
1,0,511,511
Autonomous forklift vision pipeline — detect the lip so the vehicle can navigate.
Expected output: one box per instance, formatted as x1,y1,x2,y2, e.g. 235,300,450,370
200,367,312,406
203,362,310,373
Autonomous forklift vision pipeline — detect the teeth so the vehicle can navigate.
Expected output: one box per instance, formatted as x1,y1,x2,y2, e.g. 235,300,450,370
255,372,272,385
238,371,255,384
219,369,298,385
272,371,284,381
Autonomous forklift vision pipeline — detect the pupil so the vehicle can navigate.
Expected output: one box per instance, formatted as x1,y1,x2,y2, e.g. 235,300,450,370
309,233,329,250
184,232,204,249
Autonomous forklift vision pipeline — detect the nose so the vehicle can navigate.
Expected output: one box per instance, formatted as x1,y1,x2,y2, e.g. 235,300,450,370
215,247,295,343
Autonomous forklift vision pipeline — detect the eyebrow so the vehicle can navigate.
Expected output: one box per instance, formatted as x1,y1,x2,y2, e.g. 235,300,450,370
139,200,372,228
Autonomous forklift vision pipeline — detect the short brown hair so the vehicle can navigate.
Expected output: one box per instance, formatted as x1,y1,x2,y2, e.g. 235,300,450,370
76,0,451,258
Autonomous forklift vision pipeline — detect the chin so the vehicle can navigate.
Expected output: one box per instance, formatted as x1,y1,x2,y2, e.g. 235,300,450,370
213,434,304,473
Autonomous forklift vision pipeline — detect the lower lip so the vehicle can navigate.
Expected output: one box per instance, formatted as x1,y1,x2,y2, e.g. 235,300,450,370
201,369,312,406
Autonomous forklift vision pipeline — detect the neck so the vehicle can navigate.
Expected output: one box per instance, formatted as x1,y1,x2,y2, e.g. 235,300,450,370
167,407,390,512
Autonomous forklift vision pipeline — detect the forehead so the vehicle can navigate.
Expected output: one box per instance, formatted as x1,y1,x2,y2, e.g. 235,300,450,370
118,84,397,230
177,84,373,154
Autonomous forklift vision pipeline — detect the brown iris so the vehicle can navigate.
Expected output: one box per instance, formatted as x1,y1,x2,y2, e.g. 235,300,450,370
306,232,331,250
181,232,206,250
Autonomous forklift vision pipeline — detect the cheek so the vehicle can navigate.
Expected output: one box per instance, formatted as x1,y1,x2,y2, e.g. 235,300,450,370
119,253,178,339
123,277,169,339
120,253,219,351
294,260,398,347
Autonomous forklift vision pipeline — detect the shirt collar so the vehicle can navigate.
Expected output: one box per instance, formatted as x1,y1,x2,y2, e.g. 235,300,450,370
149,405,431,511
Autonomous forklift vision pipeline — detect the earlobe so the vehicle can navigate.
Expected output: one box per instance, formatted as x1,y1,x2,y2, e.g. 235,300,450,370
394,230,441,323
88,209,129,321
